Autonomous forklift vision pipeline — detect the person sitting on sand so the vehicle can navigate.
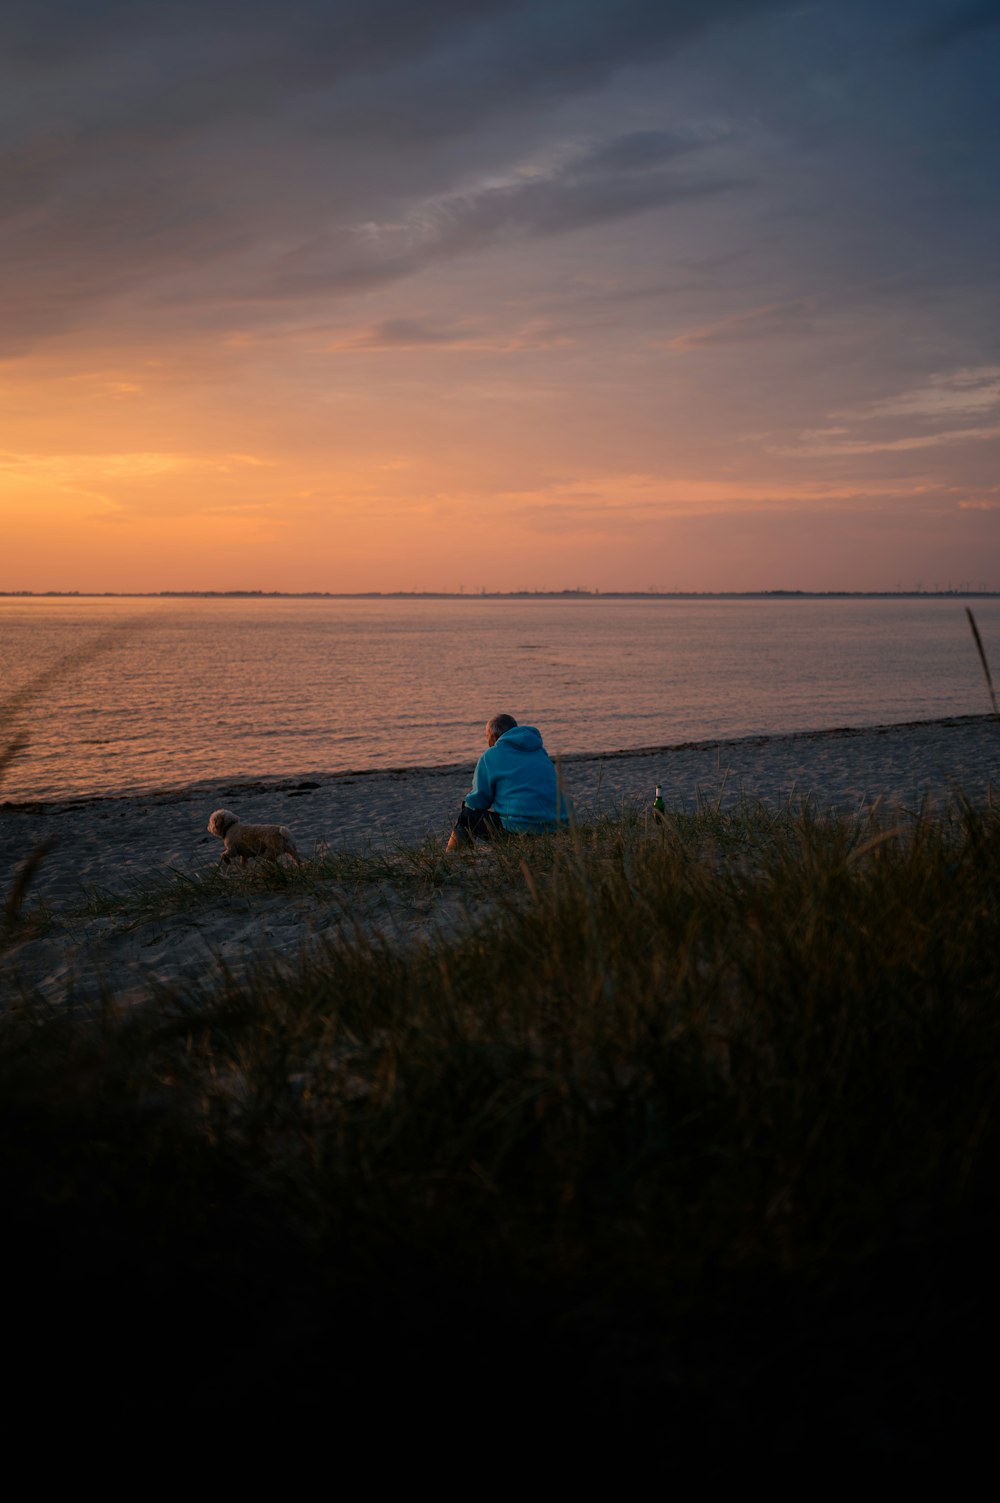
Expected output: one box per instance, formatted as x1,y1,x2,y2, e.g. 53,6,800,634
447,713,569,850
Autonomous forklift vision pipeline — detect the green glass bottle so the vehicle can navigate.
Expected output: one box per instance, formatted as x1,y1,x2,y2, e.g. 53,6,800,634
652,784,666,820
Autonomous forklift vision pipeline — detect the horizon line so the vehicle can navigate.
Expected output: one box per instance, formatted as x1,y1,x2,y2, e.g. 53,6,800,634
2,589,999,601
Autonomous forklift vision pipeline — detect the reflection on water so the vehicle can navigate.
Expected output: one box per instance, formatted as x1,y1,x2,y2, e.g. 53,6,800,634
1,596,997,800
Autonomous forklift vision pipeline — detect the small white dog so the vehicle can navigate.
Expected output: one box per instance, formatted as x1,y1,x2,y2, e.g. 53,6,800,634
207,808,302,867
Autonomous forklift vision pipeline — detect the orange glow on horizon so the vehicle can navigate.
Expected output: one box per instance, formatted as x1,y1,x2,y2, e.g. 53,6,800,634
3,330,999,595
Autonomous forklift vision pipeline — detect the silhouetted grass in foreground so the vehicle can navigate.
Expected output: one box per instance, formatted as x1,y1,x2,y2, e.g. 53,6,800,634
1,799,997,1456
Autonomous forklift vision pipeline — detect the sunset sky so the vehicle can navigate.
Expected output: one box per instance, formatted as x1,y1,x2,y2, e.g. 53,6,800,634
2,0,999,593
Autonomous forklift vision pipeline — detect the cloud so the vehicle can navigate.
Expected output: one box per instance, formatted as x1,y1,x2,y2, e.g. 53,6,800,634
834,367,1000,422
328,316,570,351
0,3,769,204
0,449,198,482
765,367,1000,461
492,470,937,526
667,299,815,350
0,449,273,509
570,125,733,175
1,142,650,351
263,141,747,301
772,425,1000,458
0,0,774,349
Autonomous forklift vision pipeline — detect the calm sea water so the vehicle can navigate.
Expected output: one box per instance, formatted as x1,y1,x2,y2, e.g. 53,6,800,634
1,596,998,801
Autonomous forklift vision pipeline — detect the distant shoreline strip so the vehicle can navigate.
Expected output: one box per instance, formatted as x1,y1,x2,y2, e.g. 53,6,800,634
2,591,999,601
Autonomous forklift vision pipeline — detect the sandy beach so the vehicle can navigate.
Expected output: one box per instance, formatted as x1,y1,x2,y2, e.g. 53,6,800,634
2,713,997,1008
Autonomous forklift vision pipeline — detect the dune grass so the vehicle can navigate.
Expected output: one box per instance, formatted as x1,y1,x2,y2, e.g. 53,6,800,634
1,796,997,1452
2,613,997,1448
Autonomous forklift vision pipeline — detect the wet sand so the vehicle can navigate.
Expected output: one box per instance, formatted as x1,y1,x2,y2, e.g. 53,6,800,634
1,713,996,1007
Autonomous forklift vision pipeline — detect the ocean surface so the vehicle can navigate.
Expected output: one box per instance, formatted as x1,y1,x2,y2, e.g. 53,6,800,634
1,596,998,801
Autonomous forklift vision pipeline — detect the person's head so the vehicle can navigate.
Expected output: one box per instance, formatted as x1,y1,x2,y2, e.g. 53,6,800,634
486,713,517,747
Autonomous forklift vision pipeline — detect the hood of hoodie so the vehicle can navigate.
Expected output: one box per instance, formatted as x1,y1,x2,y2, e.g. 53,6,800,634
497,726,543,753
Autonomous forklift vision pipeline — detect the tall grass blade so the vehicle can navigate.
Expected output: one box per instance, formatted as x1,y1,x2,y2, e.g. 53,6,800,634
3,835,57,926
1,621,144,935
966,606,999,722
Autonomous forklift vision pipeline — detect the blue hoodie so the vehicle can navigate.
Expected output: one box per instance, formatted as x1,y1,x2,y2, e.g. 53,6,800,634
464,725,569,832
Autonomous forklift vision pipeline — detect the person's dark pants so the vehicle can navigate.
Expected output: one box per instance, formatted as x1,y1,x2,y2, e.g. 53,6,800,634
449,803,509,846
